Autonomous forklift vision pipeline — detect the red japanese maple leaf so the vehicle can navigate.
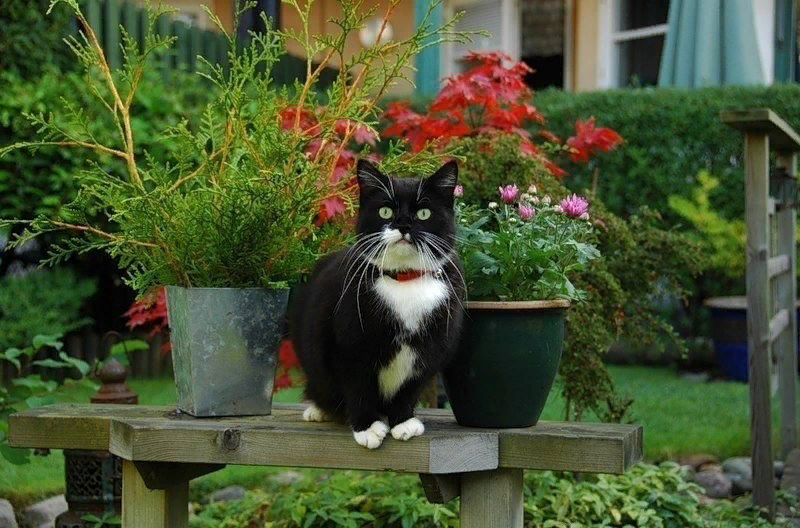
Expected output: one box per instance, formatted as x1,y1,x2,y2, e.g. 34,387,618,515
566,118,623,163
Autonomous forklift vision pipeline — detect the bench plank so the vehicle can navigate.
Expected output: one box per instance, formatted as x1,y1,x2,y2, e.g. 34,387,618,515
721,108,800,152
9,403,643,474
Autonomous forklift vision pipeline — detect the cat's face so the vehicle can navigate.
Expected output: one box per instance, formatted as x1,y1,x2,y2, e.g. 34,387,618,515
355,160,458,272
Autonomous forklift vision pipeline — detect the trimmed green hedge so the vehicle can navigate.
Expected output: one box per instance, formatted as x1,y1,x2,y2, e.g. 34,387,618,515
534,84,800,225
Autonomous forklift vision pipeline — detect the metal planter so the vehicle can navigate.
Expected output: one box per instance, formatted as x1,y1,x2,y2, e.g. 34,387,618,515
166,286,289,417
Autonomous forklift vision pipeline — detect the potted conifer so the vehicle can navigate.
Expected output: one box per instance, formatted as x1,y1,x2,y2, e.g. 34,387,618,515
0,0,470,416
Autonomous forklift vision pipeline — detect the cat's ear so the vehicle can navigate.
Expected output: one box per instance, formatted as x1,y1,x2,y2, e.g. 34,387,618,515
424,160,458,200
357,159,392,197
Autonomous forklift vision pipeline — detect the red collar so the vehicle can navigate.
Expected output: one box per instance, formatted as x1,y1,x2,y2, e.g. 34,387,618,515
383,269,426,282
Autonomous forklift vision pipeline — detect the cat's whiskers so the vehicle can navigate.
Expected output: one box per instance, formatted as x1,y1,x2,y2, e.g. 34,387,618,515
420,232,467,294
337,237,385,315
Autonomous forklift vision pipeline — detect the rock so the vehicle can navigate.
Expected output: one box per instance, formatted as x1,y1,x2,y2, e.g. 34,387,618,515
0,499,17,528
727,472,753,495
698,463,723,473
781,448,800,494
679,454,719,470
268,471,305,486
722,457,752,480
775,460,786,479
21,496,66,528
209,486,246,503
695,494,716,506
693,471,732,499
680,372,711,383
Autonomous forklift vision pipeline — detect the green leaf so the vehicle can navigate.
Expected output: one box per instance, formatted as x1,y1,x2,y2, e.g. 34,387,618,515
58,352,91,376
0,443,31,465
32,334,64,351
25,395,57,409
32,358,70,369
110,340,150,356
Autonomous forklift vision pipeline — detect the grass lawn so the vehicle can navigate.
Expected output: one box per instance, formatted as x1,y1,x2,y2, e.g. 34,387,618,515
0,365,788,507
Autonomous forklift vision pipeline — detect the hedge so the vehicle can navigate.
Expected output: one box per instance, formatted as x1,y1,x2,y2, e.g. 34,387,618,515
533,83,800,226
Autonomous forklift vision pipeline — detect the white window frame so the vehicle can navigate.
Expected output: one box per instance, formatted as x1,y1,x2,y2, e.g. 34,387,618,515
441,0,522,80
596,0,669,88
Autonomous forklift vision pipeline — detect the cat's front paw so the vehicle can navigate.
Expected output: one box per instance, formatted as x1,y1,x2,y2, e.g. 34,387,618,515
391,417,425,441
302,404,328,422
353,420,390,449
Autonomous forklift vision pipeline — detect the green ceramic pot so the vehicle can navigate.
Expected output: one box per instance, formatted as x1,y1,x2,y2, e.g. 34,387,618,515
443,300,569,428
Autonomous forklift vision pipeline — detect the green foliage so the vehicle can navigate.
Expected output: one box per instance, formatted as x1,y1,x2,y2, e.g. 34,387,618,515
0,67,215,221
1,0,471,293
455,134,705,421
668,171,748,281
0,267,96,352
191,470,457,528
456,196,599,301
0,0,76,79
0,333,96,465
532,84,800,227
188,463,799,527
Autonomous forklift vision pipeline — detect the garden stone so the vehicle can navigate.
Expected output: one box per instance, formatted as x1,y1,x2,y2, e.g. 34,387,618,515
269,471,305,486
21,495,66,528
679,371,710,383
698,463,723,473
781,448,800,494
776,460,786,479
722,457,752,480
680,453,718,470
0,499,17,528
209,486,246,503
693,471,732,498
727,472,752,495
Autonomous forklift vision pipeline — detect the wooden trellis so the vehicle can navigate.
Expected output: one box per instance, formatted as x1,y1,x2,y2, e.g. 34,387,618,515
722,108,800,520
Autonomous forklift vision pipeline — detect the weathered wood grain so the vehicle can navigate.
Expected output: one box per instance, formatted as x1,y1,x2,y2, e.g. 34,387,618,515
721,108,800,152
776,152,798,461
768,254,790,278
460,468,523,528
10,403,643,474
133,461,225,490
743,131,776,519
122,460,188,528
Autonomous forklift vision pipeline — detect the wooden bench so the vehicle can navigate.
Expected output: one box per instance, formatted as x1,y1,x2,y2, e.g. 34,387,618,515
9,403,643,527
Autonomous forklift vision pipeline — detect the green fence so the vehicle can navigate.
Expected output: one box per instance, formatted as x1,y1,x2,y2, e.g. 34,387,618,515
78,0,338,87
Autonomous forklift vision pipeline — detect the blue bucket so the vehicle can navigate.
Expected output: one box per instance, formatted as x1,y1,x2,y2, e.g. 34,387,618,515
706,296,800,382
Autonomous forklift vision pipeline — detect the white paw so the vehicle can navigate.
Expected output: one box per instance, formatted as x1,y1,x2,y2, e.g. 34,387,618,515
391,417,425,441
353,420,389,449
302,404,328,422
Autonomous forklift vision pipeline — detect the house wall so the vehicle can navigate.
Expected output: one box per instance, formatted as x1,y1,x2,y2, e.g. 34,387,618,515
572,0,598,91
281,0,416,96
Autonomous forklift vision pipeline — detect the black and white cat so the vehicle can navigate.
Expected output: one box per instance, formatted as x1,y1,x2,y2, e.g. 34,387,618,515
290,159,466,449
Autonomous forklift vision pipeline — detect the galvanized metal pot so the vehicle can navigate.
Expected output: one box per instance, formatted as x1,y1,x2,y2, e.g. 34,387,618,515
443,300,569,428
165,286,289,417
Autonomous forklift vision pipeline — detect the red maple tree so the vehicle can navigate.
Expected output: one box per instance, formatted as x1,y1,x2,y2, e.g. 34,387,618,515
382,51,622,178
124,286,171,354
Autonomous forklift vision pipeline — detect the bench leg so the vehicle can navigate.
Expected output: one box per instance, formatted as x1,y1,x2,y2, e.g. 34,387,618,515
122,459,189,528
460,468,523,528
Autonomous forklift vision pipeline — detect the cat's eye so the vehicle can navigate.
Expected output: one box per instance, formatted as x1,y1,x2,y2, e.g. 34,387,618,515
417,208,432,220
379,206,393,219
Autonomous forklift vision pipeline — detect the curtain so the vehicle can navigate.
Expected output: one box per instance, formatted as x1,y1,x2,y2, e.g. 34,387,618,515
658,0,765,87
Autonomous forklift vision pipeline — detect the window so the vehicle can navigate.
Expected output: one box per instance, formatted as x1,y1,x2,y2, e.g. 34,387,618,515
598,0,670,87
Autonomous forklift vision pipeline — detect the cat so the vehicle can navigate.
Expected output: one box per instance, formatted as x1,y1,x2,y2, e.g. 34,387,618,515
289,159,466,449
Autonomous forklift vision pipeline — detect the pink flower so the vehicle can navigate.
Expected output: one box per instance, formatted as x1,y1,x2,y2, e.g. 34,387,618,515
498,184,519,204
559,194,589,218
454,184,464,197
518,203,534,220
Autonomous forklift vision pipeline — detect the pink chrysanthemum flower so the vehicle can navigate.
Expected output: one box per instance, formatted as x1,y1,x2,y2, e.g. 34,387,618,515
453,184,463,197
559,194,589,218
519,203,535,221
498,184,519,204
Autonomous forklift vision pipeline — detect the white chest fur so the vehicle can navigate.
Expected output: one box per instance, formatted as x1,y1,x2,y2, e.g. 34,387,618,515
379,344,417,400
374,275,448,333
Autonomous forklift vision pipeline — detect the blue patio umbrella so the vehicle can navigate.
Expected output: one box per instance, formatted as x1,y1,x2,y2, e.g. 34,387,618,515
658,0,765,87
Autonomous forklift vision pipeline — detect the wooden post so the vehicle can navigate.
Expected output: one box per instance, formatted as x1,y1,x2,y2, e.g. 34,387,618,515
745,131,776,519
776,152,798,461
460,469,523,528
122,460,188,528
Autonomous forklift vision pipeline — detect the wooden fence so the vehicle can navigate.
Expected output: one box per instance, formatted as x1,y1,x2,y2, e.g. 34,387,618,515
76,0,338,86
